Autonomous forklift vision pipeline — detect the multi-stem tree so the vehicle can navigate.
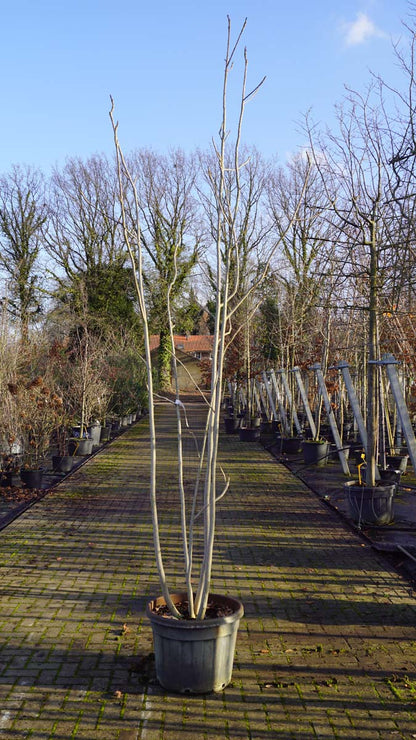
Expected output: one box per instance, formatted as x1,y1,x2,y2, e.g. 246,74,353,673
110,17,307,620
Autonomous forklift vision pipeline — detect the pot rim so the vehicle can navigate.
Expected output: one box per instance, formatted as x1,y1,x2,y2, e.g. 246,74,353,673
344,480,396,493
146,592,244,628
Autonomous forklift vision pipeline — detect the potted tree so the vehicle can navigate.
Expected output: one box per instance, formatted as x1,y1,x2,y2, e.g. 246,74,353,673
51,415,75,474
61,328,110,457
8,376,64,489
110,19,304,693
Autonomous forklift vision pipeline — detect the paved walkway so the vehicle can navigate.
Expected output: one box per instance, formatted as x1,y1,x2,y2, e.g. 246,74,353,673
0,403,416,739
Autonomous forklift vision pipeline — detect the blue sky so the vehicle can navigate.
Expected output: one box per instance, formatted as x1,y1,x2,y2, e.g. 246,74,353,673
0,0,411,174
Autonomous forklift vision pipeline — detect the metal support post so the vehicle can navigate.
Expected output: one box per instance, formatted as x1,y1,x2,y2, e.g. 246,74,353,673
336,361,368,451
336,361,380,481
252,379,263,416
310,363,350,475
255,379,268,418
262,372,278,422
277,369,302,436
381,354,416,473
269,370,290,436
291,366,316,438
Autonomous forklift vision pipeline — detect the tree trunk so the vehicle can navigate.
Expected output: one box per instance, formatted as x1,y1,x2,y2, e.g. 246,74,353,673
365,225,378,487
158,329,172,391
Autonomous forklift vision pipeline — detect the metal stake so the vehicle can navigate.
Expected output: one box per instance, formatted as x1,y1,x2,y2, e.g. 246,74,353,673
269,370,290,436
381,353,416,473
310,363,350,475
277,368,302,436
291,366,316,438
262,371,278,422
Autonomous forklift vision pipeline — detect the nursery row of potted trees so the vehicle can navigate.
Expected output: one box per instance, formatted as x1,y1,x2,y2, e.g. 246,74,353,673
225,359,414,530
0,373,143,489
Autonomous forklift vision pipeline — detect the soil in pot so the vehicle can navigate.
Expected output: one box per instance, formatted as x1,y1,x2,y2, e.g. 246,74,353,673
146,592,244,694
344,481,395,525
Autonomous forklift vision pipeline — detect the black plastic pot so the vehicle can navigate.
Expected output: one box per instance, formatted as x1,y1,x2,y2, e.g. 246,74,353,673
344,481,395,525
68,438,93,456
224,417,240,434
100,426,111,442
385,454,408,474
379,468,401,485
0,472,14,487
301,440,329,467
146,592,244,694
239,426,261,442
52,455,74,474
281,437,302,454
20,469,43,489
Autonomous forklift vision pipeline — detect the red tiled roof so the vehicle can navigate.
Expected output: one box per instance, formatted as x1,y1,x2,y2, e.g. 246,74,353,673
149,335,213,353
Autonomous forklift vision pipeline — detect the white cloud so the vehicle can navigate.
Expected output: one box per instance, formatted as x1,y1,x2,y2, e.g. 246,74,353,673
342,12,387,47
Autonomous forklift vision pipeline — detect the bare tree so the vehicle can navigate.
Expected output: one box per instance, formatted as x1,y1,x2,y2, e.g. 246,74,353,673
199,145,273,395
46,154,123,277
0,165,47,342
125,148,201,390
267,154,337,368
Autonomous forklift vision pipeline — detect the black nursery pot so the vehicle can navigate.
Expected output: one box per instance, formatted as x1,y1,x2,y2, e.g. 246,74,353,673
385,454,409,474
0,472,13,487
146,592,244,694
52,455,74,474
301,440,329,467
20,469,43,489
224,417,240,434
239,426,261,442
344,481,395,525
281,437,302,454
